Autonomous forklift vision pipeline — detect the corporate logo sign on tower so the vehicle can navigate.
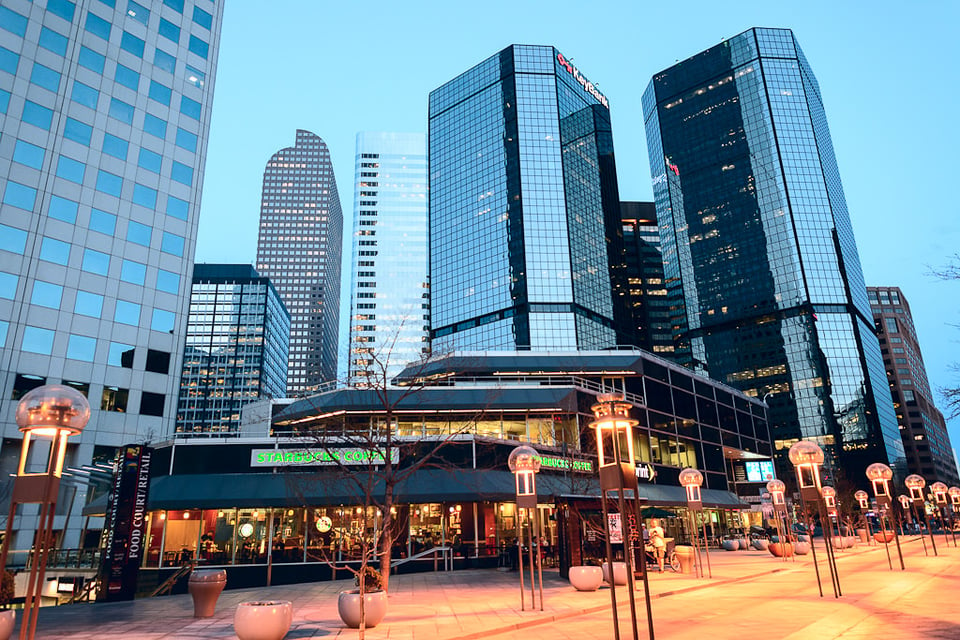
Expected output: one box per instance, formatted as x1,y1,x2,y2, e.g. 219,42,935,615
556,52,609,108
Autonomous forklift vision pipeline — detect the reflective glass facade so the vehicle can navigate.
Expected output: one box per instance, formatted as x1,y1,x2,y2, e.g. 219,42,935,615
621,201,672,354
868,287,959,485
177,264,290,434
346,132,428,385
0,0,222,547
429,45,630,351
643,28,904,483
256,130,342,392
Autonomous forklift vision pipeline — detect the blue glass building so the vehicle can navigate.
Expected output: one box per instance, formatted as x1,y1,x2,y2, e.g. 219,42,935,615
643,28,905,482
429,45,631,352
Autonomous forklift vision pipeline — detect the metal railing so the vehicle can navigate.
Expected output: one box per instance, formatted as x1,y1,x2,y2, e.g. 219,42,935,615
2,547,100,570
390,546,453,572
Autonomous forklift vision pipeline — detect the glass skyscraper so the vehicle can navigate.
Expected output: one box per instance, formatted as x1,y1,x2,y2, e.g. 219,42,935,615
643,28,905,483
429,45,631,352
621,201,672,355
868,287,959,486
346,132,428,386
256,130,342,393
177,264,289,434
0,0,221,545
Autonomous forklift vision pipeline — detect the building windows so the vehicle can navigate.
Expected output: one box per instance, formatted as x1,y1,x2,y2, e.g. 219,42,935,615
22,326,55,355
120,31,145,58
133,183,158,208
163,0,184,14
39,237,70,265
0,46,18,75
171,161,193,185
180,96,201,120
13,140,45,169
31,281,63,309
101,386,129,412
48,196,78,224
148,80,172,106
126,221,152,246
161,232,185,256
120,259,147,285
0,225,28,254
81,249,110,275
140,392,165,417
38,27,68,55
157,270,180,294
151,309,175,333
11,374,45,400
30,63,61,92
144,113,167,139
22,101,53,130
71,81,99,109
96,170,123,196
89,209,116,235
0,272,16,299
188,35,209,59
114,300,142,326
74,291,104,318
84,11,112,40
154,48,176,74
108,342,135,368
78,46,105,73
0,6,28,35
45,0,75,23
158,18,180,43
175,128,197,152
166,195,189,220
192,6,212,29
103,133,129,160
115,64,140,90
56,155,86,184
66,334,96,361
64,117,93,145
145,349,171,374
126,1,149,25
108,98,135,125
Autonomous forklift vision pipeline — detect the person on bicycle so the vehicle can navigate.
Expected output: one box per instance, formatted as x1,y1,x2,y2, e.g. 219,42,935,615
649,519,666,573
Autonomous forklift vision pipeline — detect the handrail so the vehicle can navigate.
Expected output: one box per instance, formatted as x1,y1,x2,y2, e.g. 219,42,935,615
390,546,453,572
149,561,196,597
66,578,99,604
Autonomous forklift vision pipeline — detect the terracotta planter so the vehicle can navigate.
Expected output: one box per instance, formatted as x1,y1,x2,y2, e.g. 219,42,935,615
569,566,603,591
234,600,293,640
675,545,695,574
0,610,14,640
793,541,811,555
768,542,794,558
338,590,387,629
874,531,895,544
601,562,628,585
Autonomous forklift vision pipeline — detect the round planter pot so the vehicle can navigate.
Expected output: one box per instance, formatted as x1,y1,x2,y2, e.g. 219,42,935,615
234,601,293,640
796,534,810,543
721,540,739,551
793,541,811,555
873,531,894,544
188,569,227,618
338,590,387,629
832,536,847,550
752,539,769,551
738,538,750,550
768,542,794,558
569,566,603,591
601,562,628,585
0,610,15,640
856,529,868,543
674,545,695,574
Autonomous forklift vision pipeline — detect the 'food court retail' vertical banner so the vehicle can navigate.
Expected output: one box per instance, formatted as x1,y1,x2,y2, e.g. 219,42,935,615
97,445,153,602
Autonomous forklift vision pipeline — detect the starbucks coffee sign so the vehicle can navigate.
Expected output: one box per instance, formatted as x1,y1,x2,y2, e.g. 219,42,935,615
250,448,399,468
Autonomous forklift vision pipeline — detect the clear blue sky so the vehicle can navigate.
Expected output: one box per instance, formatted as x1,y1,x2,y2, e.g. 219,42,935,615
196,1,960,448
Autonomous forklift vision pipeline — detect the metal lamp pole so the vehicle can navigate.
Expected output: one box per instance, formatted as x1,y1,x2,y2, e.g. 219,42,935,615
905,475,937,557
866,463,905,571
508,446,543,611
591,393,655,640
0,385,90,640
788,441,840,598
679,468,711,579
766,479,793,562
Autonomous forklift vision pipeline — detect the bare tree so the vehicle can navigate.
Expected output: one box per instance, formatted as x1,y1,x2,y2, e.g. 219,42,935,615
930,254,960,419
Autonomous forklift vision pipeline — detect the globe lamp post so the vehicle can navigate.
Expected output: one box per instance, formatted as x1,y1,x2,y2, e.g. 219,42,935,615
821,486,841,551
590,393,654,640
865,463,904,570
904,474,936,556
0,385,89,640
929,482,955,547
766,478,792,561
854,490,874,544
508,445,543,611
678,467,711,578
788,440,840,598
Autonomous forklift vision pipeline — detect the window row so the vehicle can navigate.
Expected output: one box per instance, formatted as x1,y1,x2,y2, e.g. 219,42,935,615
11,372,165,416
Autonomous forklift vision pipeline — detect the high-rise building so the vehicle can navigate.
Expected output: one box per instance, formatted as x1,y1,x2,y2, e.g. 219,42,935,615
177,264,289,434
429,45,631,352
256,130,342,392
0,0,222,545
620,201,672,354
868,287,959,485
643,28,905,483
346,132,428,386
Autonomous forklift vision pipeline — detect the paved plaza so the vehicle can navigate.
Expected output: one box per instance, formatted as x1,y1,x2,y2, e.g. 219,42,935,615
17,535,960,639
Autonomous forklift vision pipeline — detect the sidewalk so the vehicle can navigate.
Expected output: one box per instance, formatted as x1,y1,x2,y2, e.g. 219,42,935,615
20,535,954,639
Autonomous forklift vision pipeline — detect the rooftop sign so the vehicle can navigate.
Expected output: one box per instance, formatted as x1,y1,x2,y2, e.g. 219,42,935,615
556,52,609,108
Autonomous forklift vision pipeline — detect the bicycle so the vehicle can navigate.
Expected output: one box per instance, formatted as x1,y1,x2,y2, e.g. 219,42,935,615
644,537,681,572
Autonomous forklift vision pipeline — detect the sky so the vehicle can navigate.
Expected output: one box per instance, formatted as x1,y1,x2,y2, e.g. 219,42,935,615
195,1,960,446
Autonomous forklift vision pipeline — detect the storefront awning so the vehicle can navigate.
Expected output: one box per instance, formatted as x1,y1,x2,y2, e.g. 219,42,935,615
82,468,746,515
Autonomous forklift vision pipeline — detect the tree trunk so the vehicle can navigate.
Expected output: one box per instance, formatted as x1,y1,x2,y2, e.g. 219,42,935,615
379,488,395,593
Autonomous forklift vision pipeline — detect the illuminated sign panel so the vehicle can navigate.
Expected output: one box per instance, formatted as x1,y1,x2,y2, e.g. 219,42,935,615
745,460,775,482
250,448,399,467
539,454,594,474
556,52,609,108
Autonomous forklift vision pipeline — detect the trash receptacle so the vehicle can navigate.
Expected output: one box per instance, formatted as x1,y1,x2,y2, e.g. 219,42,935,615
188,569,227,617
675,545,695,574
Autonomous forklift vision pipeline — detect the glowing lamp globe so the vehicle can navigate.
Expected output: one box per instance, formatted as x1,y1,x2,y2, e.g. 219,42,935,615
589,393,638,467
854,489,869,509
898,495,911,509
788,441,824,467
930,482,948,503
15,384,90,437
821,486,836,498
507,446,542,475
766,479,786,494
865,463,893,499
948,487,960,505
678,467,704,488
905,474,926,501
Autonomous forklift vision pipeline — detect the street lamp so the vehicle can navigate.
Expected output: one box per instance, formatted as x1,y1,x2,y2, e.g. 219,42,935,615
590,393,654,640
507,445,543,611
0,385,89,640
929,482,955,547
949,487,960,541
678,467,711,578
821,486,841,552
865,463,904,570
904,474,935,556
897,495,912,537
854,490,875,545
766,479,792,561
788,440,840,598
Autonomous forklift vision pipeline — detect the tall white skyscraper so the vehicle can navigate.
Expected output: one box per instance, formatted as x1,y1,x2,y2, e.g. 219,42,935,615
0,0,223,546
256,130,342,393
346,132,427,386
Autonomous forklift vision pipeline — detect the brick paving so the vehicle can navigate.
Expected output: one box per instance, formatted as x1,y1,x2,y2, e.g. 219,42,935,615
17,535,960,639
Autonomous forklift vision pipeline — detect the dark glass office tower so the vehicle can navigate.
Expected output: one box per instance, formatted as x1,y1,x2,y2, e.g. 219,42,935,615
256,130,342,392
868,287,959,486
621,202,673,355
643,28,904,483
429,45,630,352
177,264,289,434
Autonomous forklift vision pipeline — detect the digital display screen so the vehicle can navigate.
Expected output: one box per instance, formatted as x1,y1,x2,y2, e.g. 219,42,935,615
745,460,775,483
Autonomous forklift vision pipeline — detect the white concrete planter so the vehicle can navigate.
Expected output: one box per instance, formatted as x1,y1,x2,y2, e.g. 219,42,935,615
234,600,293,640
601,561,628,585
793,541,811,555
569,566,603,591
0,610,14,640
338,590,387,629
752,539,769,551
721,540,739,551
